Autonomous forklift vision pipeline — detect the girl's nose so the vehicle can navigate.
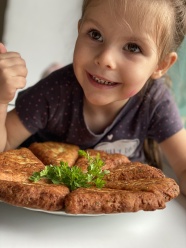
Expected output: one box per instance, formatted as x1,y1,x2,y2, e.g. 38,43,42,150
94,48,116,69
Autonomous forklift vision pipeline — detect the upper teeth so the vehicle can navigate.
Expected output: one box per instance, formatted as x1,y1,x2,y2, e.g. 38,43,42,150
92,75,114,85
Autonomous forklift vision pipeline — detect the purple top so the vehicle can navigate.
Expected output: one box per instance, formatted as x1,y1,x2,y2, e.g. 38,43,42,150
16,64,183,161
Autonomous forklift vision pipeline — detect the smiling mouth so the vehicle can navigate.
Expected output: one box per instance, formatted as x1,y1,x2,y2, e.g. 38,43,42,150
90,74,118,86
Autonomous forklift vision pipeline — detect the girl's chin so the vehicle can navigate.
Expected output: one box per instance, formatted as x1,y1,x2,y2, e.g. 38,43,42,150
84,95,110,106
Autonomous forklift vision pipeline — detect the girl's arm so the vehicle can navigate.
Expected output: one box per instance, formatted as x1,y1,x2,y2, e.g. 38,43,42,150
4,109,32,151
160,128,186,196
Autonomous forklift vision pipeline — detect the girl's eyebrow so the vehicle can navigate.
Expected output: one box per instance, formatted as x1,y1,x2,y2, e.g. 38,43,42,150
82,17,103,29
124,36,152,44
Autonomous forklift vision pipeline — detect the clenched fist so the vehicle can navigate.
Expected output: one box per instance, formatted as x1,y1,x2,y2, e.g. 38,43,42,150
0,43,28,104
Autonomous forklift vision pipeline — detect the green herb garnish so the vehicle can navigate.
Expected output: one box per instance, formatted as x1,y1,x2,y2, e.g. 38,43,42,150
29,150,110,191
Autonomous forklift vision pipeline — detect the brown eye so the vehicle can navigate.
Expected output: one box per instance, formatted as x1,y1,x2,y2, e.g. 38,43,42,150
124,43,141,53
88,30,103,42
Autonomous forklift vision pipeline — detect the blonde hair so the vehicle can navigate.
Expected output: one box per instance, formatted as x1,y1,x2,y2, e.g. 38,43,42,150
81,0,186,168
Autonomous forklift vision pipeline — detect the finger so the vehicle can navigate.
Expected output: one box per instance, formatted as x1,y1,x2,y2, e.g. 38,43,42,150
0,57,27,72
11,64,28,78
3,72,27,90
0,43,7,54
1,64,28,80
12,76,27,89
0,51,22,60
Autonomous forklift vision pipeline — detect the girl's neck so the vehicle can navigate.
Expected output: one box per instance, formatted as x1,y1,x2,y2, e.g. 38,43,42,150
83,98,129,134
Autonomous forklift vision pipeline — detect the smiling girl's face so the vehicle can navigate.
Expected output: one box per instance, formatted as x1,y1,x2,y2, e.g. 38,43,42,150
73,0,175,107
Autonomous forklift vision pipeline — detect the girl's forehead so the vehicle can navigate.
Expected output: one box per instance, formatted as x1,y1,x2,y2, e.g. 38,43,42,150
84,0,170,27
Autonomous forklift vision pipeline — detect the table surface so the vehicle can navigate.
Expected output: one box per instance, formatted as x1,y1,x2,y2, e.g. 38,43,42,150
0,164,186,248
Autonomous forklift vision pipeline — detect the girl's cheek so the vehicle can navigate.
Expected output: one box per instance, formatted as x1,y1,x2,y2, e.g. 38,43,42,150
126,83,144,97
127,90,137,98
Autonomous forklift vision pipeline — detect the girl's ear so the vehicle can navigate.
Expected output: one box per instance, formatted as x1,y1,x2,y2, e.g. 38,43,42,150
151,52,178,79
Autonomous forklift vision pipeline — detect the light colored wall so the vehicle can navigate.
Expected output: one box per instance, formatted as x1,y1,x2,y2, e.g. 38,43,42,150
3,0,82,104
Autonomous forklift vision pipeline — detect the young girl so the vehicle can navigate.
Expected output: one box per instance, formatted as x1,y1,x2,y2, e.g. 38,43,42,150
0,0,186,195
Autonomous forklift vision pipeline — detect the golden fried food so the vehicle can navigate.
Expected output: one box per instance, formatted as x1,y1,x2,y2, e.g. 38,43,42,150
65,178,179,214
104,162,165,181
76,149,130,172
105,178,180,202
65,187,166,214
0,145,180,213
0,148,45,183
0,180,70,211
29,141,79,166
0,147,70,210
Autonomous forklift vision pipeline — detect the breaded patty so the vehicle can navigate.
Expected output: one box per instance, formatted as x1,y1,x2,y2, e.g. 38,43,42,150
29,141,79,166
0,180,70,211
65,175,179,214
76,149,130,172
105,178,180,202
65,187,167,214
0,148,45,183
104,162,165,181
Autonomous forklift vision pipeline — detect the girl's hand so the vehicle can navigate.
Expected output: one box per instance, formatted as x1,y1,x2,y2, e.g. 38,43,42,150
0,43,28,105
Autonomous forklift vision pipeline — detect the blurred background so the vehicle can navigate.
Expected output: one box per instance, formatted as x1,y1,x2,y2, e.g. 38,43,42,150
0,0,81,90
0,0,186,126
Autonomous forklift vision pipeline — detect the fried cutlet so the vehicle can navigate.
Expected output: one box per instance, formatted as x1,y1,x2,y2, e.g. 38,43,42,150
65,177,179,214
29,141,79,166
65,187,166,214
65,160,179,214
0,147,45,183
105,178,180,202
75,149,130,172
0,147,70,210
104,162,165,181
0,180,70,211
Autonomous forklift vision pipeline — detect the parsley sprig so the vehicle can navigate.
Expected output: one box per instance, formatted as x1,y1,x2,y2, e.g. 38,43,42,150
29,150,110,191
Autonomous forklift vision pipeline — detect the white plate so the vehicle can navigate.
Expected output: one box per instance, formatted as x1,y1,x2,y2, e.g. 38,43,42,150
0,200,116,216
0,200,102,216
24,207,105,217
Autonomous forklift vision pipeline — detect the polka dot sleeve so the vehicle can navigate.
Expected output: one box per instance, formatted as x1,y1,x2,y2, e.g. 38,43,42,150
147,82,183,143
